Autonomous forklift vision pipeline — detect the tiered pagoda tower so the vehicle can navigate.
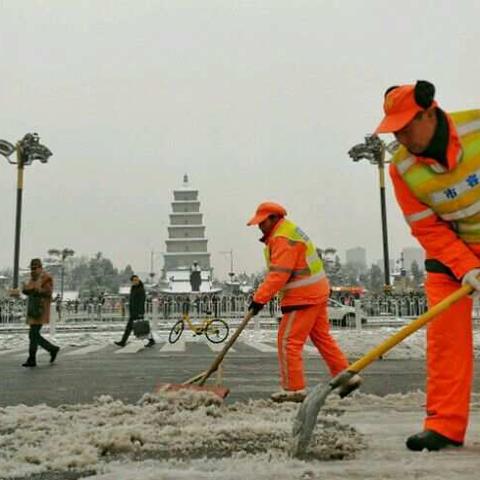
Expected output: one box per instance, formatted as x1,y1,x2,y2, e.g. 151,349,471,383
161,175,217,293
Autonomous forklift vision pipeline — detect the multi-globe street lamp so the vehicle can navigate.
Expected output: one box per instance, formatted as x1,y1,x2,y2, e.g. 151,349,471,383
47,248,75,301
348,135,398,290
0,133,52,289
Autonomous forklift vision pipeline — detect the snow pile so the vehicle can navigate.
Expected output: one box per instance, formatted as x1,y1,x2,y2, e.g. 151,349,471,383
1,391,480,480
0,389,365,479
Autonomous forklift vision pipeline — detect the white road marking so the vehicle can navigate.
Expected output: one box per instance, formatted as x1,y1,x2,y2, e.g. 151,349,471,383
243,340,277,353
160,338,186,352
64,344,108,356
0,347,28,357
203,337,235,352
114,342,146,354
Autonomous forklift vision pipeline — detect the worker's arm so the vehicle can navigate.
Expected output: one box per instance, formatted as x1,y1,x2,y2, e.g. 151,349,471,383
390,163,480,279
253,236,302,304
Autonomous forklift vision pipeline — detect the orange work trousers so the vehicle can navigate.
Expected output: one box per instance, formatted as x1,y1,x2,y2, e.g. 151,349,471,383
424,272,474,443
277,301,349,391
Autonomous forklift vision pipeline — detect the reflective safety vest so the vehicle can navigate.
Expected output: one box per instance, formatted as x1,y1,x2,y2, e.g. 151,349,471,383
392,110,480,243
264,219,326,292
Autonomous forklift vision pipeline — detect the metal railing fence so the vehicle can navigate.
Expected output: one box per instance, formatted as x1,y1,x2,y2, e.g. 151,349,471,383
2,294,480,328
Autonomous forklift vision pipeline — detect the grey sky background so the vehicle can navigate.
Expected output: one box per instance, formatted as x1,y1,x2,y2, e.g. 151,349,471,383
1,0,479,280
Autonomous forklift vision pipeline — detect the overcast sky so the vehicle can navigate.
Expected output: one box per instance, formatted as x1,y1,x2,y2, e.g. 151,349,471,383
1,0,479,280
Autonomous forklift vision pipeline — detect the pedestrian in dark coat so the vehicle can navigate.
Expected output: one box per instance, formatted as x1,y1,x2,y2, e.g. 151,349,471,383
20,258,60,367
115,275,155,347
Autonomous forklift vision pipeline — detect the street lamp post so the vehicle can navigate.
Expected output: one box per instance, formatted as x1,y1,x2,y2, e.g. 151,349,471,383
148,250,163,285
47,248,75,302
0,133,52,289
219,249,234,281
348,135,398,290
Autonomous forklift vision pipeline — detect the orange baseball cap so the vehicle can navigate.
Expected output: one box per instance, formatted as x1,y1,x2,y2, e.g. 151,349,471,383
247,202,287,226
375,84,437,134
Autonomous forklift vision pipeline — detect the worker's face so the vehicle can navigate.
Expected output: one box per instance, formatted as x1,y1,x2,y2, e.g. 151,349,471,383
394,108,437,155
131,276,140,286
259,215,279,236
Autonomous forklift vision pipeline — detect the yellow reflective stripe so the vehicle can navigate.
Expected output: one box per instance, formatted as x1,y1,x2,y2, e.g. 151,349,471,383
429,167,480,205
404,208,436,225
457,221,480,232
459,232,480,242
272,219,324,276
396,156,415,174
404,162,439,187
440,199,480,221
457,119,480,136
283,271,326,290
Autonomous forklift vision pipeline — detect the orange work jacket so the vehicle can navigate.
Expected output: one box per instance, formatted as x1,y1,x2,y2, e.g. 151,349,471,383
390,111,480,279
253,219,329,307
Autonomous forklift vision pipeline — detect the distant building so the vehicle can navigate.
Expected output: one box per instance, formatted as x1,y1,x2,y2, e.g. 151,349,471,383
345,247,367,272
402,247,424,273
160,175,220,294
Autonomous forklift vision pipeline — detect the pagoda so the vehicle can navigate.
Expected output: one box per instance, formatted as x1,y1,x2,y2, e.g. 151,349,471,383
160,175,219,294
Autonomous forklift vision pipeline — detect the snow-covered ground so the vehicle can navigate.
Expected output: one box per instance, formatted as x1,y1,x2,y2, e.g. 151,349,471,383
1,390,479,480
1,326,479,479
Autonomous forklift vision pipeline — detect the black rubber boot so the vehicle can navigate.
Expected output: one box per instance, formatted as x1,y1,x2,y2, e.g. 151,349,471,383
406,430,463,451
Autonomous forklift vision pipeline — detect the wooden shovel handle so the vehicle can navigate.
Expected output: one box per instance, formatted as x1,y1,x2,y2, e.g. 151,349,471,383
195,310,255,386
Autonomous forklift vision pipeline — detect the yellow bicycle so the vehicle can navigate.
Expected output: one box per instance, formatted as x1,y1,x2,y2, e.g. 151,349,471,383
168,312,229,344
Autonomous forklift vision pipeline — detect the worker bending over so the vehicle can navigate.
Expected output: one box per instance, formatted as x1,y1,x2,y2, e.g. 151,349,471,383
247,201,362,402
375,80,480,451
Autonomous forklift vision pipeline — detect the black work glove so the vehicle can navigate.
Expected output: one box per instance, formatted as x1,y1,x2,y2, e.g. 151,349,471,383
249,301,264,316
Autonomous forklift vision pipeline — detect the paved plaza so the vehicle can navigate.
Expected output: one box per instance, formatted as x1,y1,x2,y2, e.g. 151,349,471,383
2,334,480,407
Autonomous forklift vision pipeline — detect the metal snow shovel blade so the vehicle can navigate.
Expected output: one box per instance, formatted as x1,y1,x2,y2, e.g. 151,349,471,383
292,283,473,457
155,310,255,399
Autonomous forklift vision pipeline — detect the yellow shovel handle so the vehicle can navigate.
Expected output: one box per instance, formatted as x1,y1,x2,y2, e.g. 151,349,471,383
348,283,473,373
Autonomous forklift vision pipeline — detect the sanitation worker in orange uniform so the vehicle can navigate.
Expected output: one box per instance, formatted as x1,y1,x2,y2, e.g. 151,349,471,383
375,80,480,451
247,202,362,402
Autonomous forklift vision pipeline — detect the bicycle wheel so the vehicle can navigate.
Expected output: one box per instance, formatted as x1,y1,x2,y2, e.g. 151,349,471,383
168,320,184,344
205,318,229,343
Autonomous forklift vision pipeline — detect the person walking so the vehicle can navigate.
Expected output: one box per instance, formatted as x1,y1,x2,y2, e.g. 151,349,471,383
247,202,362,402
374,80,480,451
18,258,59,367
115,275,155,347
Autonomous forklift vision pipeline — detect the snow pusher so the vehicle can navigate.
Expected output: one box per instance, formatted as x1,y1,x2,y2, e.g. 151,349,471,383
155,310,255,399
292,283,473,457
